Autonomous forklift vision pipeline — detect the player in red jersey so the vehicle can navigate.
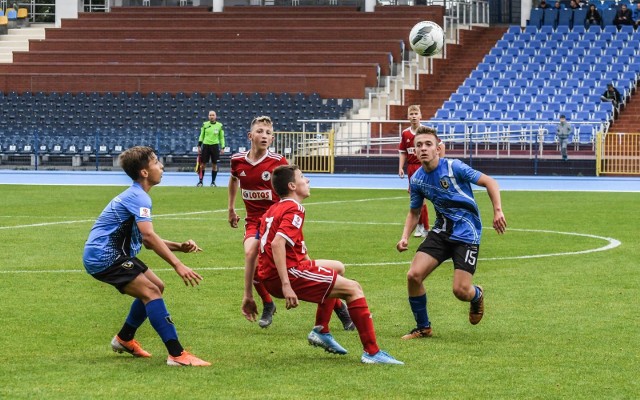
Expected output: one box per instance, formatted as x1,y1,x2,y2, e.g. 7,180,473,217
244,164,403,365
398,105,444,237
229,116,353,330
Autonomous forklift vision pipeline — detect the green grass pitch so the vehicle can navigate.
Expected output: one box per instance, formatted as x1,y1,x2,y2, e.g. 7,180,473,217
0,184,637,399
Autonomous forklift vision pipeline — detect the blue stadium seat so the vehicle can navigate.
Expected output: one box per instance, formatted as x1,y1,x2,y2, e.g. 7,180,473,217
543,9,559,27
528,9,544,28
555,25,570,35
558,9,572,27
572,8,588,29
601,8,616,26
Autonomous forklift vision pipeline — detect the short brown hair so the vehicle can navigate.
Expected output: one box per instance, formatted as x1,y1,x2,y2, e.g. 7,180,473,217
272,164,300,198
119,146,155,181
415,125,442,143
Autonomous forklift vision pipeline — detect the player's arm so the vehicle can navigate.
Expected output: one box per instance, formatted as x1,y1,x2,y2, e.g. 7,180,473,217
227,175,241,228
163,239,202,253
396,207,421,252
475,174,507,234
138,221,203,286
219,126,225,154
398,151,407,178
271,234,298,309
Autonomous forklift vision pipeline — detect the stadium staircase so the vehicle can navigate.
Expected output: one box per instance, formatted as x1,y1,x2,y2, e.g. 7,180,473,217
610,85,640,133
388,26,507,121
0,24,50,63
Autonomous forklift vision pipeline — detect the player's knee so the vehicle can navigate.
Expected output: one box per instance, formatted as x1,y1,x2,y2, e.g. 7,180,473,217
407,269,424,285
345,279,364,298
452,283,472,301
333,261,346,276
156,281,165,294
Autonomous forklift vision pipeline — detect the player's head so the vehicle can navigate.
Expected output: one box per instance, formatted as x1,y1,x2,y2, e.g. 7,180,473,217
249,116,275,149
414,126,441,163
272,164,310,199
407,105,422,124
119,146,162,182
208,111,217,122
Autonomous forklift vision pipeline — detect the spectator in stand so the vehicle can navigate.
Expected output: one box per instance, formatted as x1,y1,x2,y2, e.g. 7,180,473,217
538,0,550,9
585,4,602,28
613,4,634,28
632,2,640,29
556,115,572,162
569,0,581,10
601,83,623,117
553,1,562,10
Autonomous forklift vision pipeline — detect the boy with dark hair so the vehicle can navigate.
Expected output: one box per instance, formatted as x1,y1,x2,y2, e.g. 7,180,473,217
396,127,507,340
245,165,403,364
83,146,210,367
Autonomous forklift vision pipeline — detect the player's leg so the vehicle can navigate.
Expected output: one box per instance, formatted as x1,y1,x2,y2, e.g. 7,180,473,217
403,234,446,339
115,268,165,346
329,275,403,364
244,235,276,328
122,270,210,366
420,202,429,231
451,242,484,325
315,259,353,330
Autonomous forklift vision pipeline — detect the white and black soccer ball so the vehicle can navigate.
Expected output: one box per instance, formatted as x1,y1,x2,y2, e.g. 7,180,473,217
409,21,445,57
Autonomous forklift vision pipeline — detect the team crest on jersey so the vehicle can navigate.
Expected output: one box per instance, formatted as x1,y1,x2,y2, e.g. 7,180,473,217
440,177,450,190
139,207,151,218
292,214,303,229
261,171,271,181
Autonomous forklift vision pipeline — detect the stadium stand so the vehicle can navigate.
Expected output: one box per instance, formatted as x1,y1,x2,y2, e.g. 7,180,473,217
0,16,7,35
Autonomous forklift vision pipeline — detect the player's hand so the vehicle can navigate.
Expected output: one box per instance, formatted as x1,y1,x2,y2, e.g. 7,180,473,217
180,239,202,253
241,296,258,322
399,168,405,179
197,147,201,154
396,238,409,252
228,210,240,228
282,286,298,309
175,264,203,287
493,211,507,234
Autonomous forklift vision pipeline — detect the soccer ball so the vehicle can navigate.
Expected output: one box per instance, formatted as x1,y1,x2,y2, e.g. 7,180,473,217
409,21,445,57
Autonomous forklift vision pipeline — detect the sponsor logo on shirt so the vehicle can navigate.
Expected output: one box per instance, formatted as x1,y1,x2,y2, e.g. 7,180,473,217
139,207,151,218
292,214,303,229
242,189,273,201
239,171,247,176
407,147,416,154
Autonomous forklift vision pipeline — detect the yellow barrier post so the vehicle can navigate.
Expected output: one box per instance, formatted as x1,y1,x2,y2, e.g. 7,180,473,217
274,130,334,173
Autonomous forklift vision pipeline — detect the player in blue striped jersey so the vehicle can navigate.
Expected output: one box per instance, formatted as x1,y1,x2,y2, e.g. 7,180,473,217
396,126,507,339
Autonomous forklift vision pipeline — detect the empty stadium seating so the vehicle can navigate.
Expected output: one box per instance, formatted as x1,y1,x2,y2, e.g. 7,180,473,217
429,23,640,145
0,91,350,158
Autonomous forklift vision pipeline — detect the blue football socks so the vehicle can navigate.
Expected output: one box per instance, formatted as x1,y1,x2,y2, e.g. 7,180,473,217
409,294,430,329
471,286,482,303
145,298,178,343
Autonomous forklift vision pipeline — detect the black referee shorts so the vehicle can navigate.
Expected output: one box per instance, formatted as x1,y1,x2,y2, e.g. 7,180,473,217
201,144,220,165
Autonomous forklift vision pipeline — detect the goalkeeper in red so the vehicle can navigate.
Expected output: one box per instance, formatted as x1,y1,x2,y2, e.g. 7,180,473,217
244,164,402,364
229,116,354,330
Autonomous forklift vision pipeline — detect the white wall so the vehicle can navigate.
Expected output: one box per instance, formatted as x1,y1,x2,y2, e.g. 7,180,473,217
55,0,80,28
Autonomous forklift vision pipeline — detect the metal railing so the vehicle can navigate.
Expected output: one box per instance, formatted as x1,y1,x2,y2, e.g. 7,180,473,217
596,132,640,176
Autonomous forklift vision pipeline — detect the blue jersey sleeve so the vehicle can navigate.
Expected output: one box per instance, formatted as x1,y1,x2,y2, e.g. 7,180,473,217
121,191,153,223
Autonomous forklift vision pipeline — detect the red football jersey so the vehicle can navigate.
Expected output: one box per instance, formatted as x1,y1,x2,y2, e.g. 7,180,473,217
257,199,307,281
230,151,288,219
398,126,420,166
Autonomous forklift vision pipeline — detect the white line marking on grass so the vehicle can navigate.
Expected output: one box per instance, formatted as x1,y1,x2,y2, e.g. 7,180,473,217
1,229,621,274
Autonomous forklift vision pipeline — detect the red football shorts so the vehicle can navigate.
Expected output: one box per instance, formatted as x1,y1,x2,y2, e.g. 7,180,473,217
243,217,260,241
261,260,338,304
